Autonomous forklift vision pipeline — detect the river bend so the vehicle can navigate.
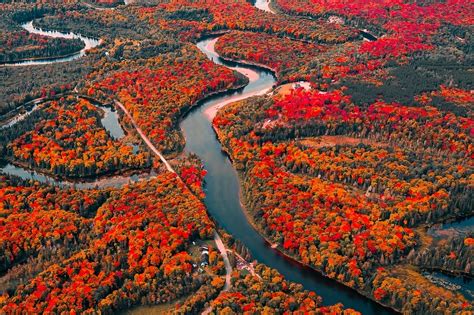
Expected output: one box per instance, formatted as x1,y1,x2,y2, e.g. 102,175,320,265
0,13,404,315
3,21,100,67
180,36,395,314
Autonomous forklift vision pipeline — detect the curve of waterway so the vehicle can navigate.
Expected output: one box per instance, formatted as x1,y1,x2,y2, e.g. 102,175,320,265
1,100,151,188
0,34,395,313
0,163,155,190
254,0,276,14
3,20,100,67
0,4,465,313
180,36,395,314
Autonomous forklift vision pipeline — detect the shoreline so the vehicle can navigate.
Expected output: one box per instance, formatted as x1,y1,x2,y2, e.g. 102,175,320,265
212,125,401,313
203,34,280,80
1,20,101,67
254,0,276,14
1,159,154,186
423,267,474,279
203,78,270,120
215,51,280,81
205,36,400,312
0,49,85,66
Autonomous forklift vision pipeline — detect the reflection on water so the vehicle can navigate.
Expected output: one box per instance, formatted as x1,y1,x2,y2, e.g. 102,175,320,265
428,216,474,238
0,163,155,190
3,21,100,67
98,105,126,140
177,35,396,315
424,271,474,300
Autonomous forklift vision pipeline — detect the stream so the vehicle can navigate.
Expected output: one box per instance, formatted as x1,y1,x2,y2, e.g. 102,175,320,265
423,271,473,301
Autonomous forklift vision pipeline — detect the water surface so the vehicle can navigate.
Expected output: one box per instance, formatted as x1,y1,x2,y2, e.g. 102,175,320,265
3,21,100,67
179,36,396,314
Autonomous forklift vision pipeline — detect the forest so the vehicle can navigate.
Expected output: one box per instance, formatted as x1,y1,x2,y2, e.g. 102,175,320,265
0,0,472,313
0,4,84,63
0,173,216,313
214,85,472,313
4,96,151,178
90,45,247,154
207,264,354,314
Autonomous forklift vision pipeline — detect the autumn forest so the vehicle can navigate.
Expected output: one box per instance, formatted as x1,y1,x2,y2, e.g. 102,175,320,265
0,0,472,314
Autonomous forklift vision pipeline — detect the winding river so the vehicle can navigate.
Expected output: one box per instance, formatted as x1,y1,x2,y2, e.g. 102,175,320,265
254,0,276,14
1,17,395,313
3,21,100,67
178,36,396,315
2,7,466,315
0,162,156,190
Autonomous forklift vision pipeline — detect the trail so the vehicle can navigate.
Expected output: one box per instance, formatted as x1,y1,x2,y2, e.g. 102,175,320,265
214,232,232,291
201,232,233,315
114,100,176,173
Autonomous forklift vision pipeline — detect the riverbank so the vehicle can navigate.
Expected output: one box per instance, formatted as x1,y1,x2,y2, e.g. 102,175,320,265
213,48,280,81
0,49,85,66
254,0,276,14
178,79,249,125
182,34,401,314
1,159,153,184
204,83,269,120
2,20,101,67
213,122,401,313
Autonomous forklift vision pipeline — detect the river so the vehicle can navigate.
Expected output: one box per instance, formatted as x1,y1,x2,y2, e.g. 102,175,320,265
0,13,397,314
179,36,396,314
3,21,100,67
428,216,474,238
254,0,276,14
0,8,440,314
